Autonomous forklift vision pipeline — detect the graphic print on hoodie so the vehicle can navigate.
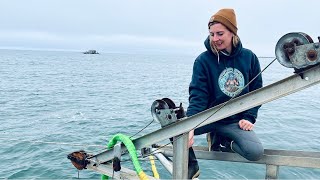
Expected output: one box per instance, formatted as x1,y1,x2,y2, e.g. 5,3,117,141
218,67,244,97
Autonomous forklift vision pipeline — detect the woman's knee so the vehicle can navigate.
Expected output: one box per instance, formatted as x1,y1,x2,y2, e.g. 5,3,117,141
244,143,264,161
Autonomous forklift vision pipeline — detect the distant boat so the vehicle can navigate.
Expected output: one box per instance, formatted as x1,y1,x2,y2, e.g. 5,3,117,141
83,50,99,54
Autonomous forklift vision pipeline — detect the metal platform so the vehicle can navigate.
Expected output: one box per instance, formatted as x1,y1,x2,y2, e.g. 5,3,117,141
68,32,320,179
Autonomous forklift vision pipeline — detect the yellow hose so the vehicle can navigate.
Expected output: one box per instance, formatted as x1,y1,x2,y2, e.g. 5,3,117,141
138,171,149,180
149,155,160,179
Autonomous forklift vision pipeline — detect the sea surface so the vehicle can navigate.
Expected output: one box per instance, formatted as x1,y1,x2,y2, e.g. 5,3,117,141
1,49,320,179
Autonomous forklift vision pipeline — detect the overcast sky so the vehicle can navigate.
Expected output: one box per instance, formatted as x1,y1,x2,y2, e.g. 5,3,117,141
0,0,319,56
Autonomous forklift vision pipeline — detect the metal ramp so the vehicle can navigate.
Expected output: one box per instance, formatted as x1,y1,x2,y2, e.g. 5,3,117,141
68,32,320,179
160,146,320,179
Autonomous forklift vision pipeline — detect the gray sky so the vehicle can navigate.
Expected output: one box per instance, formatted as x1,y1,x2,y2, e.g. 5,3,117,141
0,0,319,56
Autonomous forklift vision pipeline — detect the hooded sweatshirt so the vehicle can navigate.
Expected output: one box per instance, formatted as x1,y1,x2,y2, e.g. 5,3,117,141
186,37,263,124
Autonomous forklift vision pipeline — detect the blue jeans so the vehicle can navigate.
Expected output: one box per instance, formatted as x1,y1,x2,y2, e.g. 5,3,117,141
194,122,264,161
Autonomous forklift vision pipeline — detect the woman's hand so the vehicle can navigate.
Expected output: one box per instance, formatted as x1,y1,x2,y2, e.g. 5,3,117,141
239,119,254,131
188,129,195,147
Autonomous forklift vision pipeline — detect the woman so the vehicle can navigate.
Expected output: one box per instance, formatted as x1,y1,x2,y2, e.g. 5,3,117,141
187,8,264,178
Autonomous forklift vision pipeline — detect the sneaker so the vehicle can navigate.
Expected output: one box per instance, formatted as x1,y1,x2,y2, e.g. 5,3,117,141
220,139,235,153
188,148,200,179
188,163,200,179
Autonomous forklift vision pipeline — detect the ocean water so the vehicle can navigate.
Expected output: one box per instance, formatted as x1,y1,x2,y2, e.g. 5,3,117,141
1,49,320,179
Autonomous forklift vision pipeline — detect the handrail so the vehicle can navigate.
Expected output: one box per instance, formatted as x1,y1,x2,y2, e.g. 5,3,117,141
161,146,320,179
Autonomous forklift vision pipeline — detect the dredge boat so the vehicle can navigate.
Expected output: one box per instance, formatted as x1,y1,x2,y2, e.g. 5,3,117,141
83,50,99,54
68,32,320,179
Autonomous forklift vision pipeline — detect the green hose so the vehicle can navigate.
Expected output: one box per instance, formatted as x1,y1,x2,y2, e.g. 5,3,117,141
101,133,148,180
101,174,109,180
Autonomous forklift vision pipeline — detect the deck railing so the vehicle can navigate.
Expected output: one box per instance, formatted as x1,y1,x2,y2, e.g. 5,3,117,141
160,146,320,179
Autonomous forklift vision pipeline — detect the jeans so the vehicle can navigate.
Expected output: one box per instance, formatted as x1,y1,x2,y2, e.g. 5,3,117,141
195,122,264,161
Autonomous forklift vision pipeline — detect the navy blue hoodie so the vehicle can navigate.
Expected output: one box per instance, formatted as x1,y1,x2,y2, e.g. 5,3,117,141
186,37,262,124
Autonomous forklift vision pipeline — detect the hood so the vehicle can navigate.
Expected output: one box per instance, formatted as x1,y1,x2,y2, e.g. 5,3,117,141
204,36,242,58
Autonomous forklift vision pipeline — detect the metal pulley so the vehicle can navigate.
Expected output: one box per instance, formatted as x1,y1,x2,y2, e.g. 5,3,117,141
67,150,90,170
151,98,185,127
275,32,320,69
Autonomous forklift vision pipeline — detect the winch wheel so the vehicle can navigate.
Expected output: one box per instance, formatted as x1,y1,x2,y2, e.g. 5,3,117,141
151,99,170,123
275,32,314,68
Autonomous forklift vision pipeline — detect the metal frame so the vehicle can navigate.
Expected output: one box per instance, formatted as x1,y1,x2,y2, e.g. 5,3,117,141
161,146,320,179
88,65,320,164
82,65,320,179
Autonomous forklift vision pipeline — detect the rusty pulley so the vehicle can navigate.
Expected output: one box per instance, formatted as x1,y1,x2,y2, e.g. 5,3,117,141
275,32,320,70
67,150,91,170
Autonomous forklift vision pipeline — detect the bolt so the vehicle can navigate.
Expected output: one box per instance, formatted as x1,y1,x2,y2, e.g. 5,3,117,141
307,50,317,61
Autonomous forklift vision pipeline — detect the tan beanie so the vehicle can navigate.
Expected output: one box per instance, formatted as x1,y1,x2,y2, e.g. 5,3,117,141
208,8,238,35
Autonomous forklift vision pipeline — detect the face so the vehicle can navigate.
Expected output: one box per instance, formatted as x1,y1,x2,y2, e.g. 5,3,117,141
209,23,233,53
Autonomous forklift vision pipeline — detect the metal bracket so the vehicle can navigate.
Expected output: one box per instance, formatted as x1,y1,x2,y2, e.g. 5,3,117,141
290,42,320,69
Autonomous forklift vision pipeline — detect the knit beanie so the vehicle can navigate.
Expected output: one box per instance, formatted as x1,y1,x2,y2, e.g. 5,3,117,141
208,8,238,35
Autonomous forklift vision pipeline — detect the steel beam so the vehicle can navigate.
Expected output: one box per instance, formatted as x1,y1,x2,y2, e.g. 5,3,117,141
172,133,189,179
161,147,320,169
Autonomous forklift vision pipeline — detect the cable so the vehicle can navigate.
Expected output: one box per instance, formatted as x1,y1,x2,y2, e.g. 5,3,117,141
140,57,278,157
129,119,155,139
192,57,277,130
125,57,276,142
120,156,159,162
258,56,275,59
103,57,279,162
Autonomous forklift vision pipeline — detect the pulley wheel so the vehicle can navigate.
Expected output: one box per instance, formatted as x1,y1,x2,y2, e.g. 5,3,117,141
275,32,313,68
161,98,176,109
151,99,169,123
